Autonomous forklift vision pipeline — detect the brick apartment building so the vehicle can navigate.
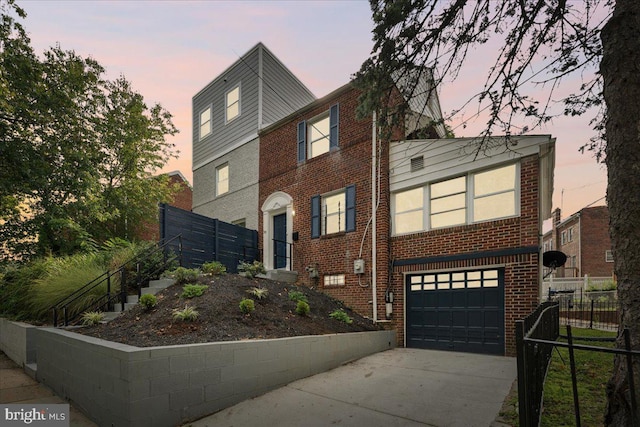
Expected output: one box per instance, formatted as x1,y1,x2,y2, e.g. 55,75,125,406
542,205,613,278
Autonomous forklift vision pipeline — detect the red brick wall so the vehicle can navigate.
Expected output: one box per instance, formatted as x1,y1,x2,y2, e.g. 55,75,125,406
580,206,613,277
389,155,542,356
136,174,193,242
259,86,390,318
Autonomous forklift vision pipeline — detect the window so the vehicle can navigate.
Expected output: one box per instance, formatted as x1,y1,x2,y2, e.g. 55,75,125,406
568,227,574,242
298,104,339,161
392,163,519,235
226,86,240,122
606,250,614,262
199,107,211,139
216,164,229,196
232,219,246,228
473,164,516,222
431,176,466,228
324,274,345,286
394,187,424,234
311,185,355,238
561,231,567,245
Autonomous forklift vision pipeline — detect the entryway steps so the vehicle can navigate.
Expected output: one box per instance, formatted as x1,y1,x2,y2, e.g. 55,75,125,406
102,278,175,322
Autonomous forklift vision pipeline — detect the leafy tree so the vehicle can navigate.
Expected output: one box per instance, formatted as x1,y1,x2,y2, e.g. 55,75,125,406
0,0,179,260
355,0,638,424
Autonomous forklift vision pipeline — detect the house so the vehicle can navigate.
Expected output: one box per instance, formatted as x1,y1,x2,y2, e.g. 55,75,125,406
192,43,557,356
191,43,316,229
542,206,613,279
136,170,193,241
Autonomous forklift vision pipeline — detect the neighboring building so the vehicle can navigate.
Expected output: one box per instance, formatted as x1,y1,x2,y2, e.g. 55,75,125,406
542,206,613,278
191,43,316,229
136,171,193,241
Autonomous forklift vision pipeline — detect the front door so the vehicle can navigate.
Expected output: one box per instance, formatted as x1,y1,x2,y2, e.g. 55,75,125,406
273,213,287,269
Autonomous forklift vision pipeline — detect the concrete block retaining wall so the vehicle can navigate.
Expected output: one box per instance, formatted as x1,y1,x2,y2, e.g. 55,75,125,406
0,318,37,367
34,328,396,427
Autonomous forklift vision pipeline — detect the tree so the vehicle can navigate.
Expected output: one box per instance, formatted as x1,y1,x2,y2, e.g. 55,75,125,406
0,0,179,260
354,0,639,424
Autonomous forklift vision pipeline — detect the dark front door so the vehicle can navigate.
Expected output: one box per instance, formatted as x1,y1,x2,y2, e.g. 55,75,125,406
406,268,505,355
273,213,287,269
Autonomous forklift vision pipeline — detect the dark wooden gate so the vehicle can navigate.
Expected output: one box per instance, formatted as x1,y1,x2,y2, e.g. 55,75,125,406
159,204,258,273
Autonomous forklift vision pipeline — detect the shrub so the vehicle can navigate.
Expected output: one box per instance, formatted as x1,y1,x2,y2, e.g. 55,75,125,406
164,267,200,285
329,309,353,324
201,261,227,276
238,261,266,279
172,305,199,322
81,311,105,326
138,294,157,311
181,284,208,298
288,290,308,303
0,258,51,320
239,298,255,314
247,287,269,300
295,300,310,316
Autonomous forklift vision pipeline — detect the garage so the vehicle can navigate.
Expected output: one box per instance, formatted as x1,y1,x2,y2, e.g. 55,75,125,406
405,268,505,355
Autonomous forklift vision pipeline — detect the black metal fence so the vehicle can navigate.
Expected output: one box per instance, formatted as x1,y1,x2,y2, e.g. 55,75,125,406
515,301,560,427
159,204,259,273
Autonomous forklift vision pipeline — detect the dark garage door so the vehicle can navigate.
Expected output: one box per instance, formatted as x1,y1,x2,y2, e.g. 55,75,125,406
406,268,505,355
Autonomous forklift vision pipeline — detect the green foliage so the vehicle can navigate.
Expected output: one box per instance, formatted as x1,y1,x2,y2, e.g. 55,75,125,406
238,261,266,279
247,287,269,300
138,294,157,311
172,305,199,322
0,5,178,262
181,284,208,299
239,298,255,314
164,267,199,285
29,253,110,321
288,290,308,303
586,280,617,292
201,261,226,276
539,327,616,426
80,311,105,326
295,300,310,316
0,258,51,320
329,309,353,324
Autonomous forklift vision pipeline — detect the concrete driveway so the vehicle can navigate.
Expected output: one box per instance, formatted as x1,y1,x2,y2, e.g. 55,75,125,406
187,348,516,427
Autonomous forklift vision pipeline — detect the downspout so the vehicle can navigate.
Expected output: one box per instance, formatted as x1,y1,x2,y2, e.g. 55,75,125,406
371,111,378,322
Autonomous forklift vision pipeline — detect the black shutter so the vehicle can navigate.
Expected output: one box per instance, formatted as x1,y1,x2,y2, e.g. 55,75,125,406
329,104,339,149
311,195,321,238
297,121,306,162
345,185,355,232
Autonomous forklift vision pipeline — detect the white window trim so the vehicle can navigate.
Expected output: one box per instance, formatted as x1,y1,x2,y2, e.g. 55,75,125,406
605,250,614,263
225,84,241,124
321,188,346,235
324,274,345,287
199,106,212,140
308,112,330,159
391,162,520,236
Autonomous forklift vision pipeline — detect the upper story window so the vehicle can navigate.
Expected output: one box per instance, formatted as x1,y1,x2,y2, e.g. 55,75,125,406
605,250,614,263
568,227,574,242
298,104,339,162
216,163,229,196
311,185,355,238
391,163,519,235
200,107,211,139
561,231,567,245
226,86,240,123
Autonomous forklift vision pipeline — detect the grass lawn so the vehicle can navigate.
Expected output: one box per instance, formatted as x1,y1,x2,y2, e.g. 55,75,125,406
500,327,617,426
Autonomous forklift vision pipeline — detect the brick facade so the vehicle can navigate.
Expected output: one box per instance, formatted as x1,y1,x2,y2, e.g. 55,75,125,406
390,155,542,356
542,206,613,278
259,86,388,318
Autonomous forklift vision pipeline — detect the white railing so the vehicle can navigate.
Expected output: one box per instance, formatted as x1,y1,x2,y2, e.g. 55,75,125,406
541,274,616,301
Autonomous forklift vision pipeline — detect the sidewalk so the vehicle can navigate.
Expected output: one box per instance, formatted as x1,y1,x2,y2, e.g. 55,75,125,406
0,351,96,427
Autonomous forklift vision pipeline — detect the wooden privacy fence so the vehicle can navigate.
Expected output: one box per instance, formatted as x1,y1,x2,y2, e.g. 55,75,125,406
159,204,258,273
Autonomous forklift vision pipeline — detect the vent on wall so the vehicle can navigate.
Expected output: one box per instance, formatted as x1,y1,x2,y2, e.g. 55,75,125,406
410,156,424,172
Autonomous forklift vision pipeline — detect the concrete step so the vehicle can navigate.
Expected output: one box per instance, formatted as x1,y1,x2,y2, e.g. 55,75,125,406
112,302,138,313
102,312,120,322
265,270,298,283
25,363,37,380
127,295,139,304
148,278,175,289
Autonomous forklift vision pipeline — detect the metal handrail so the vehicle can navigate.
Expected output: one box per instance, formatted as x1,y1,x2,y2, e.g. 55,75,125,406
51,235,182,326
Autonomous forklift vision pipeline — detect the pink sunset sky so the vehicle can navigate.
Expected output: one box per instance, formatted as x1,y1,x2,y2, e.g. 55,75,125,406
19,0,607,221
